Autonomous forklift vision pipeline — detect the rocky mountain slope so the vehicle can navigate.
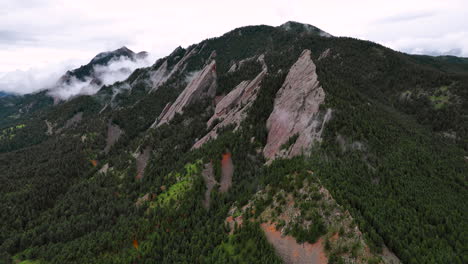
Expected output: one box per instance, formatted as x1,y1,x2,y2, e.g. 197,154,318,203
0,21,467,264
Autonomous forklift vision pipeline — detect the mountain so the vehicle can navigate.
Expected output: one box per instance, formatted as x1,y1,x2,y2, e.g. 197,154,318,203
280,21,333,37
0,46,147,128
0,91,12,98
0,22,466,264
59,46,148,84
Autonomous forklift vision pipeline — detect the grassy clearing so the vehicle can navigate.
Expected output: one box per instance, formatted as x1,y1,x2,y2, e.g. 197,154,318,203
149,160,202,208
0,124,26,141
429,84,454,109
429,94,450,109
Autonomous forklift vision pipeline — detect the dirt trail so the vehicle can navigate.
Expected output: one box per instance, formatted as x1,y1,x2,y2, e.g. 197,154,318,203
202,162,217,209
219,153,233,193
261,223,327,264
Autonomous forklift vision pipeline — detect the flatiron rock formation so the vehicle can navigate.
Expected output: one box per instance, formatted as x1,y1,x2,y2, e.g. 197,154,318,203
104,121,123,154
154,60,217,127
263,50,331,160
193,68,266,148
148,46,199,93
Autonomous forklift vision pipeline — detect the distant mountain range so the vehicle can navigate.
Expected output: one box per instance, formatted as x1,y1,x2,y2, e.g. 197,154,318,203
0,46,147,127
58,46,148,85
0,91,12,97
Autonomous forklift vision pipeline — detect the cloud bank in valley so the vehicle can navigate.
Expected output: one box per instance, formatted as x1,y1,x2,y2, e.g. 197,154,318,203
0,60,81,95
0,53,154,100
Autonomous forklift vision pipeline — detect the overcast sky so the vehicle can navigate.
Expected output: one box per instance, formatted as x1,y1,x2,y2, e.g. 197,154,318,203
1,0,467,93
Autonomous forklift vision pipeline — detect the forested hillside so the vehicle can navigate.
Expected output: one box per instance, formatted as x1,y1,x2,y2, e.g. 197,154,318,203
0,22,466,264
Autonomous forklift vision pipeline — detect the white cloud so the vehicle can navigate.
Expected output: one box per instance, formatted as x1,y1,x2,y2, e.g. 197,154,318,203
0,0,467,94
47,76,97,100
0,59,83,94
47,54,155,100
93,55,153,86
383,32,468,56
0,51,154,99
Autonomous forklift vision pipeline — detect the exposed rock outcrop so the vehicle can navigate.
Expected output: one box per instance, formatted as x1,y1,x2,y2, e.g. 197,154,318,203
45,120,54,135
263,50,331,161
98,163,109,174
220,152,234,193
104,121,123,154
318,48,331,61
63,112,83,129
192,68,266,148
135,193,156,207
202,162,216,209
228,54,267,73
54,112,83,134
155,60,217,127
148,60,169,89
261,223,327,264
148,46,199,93
135,146,151,180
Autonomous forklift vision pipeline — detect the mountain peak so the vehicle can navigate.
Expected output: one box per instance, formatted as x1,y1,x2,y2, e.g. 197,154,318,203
90,46,137,65
116,46,133,53
279,21,332,37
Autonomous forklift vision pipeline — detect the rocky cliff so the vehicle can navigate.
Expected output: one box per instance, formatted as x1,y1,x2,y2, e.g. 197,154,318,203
154,59,217,127
263,50,331,160
193,65,266,148
147,46,199,93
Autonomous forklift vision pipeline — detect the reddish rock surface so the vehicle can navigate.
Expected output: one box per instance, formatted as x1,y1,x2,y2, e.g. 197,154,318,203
261,223,327,264
220,153,233,193
263,49,331,161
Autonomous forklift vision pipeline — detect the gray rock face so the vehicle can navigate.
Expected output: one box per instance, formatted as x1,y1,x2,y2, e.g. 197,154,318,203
148,60,169,90
104,121,123,154
192,68,266,149
54,112,83,134
148,46,199,93
263,50,331,161
318,48,331,61
135,146,151,180
156,60,217,127
45,120,54,135
228,54,267,73
202,162,216,209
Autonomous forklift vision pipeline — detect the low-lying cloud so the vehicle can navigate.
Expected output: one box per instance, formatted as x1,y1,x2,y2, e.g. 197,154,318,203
46,77,97,100
0,60,80,95
0,53,154,100
383,31,468,57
